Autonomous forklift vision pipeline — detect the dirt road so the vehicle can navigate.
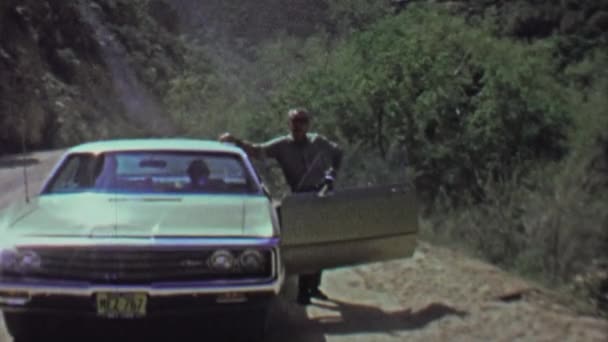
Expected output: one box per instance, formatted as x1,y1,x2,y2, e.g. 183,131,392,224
1,151,606,341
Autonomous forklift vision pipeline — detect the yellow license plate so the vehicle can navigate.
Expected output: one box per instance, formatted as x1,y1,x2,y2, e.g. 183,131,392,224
96,293,147,318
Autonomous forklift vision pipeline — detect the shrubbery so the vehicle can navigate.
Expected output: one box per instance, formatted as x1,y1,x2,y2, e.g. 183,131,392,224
424,53,608,314
269,8,570,201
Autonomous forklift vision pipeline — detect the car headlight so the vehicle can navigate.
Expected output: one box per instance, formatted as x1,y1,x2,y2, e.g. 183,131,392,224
0,249,42,274
238,249,265,272
0,249,19,272
208,249,236,272
20,251,42,271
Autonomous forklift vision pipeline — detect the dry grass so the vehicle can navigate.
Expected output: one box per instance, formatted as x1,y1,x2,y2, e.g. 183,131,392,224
422,150,608,316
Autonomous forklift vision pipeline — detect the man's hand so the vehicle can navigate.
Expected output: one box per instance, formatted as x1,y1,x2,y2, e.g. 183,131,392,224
316,169,335,193
219,132,238,144
218,133,263,159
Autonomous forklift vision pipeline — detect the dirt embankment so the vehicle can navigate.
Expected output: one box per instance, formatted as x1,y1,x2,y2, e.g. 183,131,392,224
263,242,607,342
0,152,606,342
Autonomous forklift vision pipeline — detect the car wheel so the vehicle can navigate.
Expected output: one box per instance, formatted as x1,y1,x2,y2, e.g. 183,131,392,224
3,313,46,342
239,308,270,342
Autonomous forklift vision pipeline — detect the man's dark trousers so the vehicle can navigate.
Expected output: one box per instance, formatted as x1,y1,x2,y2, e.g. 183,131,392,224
299,272,322,296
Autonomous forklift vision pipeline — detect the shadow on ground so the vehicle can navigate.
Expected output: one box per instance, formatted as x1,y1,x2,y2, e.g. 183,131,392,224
1,299,465,342
279,299,467,339
2,317,275,342
315,300,467,334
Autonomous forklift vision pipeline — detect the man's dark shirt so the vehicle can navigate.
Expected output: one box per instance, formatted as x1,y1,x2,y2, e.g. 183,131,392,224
254,133,342,192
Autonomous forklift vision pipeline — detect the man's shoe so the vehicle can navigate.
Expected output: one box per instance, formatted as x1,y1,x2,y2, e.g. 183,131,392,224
309,288,329,300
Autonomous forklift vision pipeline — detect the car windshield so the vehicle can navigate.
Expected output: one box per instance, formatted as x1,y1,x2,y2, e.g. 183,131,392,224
43,151,259,195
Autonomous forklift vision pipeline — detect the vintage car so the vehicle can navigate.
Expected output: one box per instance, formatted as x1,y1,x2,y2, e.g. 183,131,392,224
0,139,418,341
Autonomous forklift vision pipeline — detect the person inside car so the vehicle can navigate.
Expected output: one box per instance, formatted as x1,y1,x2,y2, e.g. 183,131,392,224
186,159,211,191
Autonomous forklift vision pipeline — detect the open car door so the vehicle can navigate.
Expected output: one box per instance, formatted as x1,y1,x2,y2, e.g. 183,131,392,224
280,184,418,275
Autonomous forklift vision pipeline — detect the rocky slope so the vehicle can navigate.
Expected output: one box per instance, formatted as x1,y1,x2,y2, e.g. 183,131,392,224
3,0,606,154
0,0,183,154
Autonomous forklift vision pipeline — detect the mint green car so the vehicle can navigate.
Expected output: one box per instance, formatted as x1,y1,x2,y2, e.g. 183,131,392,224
0,139,418,341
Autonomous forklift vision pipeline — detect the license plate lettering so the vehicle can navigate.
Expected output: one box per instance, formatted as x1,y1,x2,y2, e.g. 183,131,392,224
96,293,147,318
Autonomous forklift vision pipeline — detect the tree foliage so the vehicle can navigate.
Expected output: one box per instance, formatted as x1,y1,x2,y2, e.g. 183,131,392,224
270,8,570,199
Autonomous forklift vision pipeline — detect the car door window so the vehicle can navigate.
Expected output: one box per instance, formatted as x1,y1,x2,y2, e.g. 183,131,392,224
46,154,99,193
47,155,83,192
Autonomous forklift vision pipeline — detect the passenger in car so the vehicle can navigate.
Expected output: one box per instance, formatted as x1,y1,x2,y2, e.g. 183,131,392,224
186,159,226,192
186,159,211,190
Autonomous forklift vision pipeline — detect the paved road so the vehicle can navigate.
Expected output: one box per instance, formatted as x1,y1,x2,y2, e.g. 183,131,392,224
1,151,606,342
0,150,64,210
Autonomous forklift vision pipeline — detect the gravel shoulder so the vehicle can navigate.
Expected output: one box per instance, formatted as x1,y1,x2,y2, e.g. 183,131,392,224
266,243,607,342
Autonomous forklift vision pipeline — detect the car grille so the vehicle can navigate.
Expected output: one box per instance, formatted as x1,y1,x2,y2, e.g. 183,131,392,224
22,248,274,285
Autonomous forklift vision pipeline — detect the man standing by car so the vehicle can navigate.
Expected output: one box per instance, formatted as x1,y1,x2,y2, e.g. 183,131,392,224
219,108,343,304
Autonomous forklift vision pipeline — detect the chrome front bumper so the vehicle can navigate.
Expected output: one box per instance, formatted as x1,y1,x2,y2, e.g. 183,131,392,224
0,237,284,307
0,269,284,308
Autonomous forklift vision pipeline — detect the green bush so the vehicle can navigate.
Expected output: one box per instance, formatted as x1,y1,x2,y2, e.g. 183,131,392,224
427,53,608,315
270,7,570,200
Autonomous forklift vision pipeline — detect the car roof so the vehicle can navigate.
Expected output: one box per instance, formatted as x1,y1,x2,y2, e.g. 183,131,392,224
66,139,244,155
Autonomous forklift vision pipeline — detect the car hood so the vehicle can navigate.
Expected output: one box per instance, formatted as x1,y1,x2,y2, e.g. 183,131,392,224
1,193,275,238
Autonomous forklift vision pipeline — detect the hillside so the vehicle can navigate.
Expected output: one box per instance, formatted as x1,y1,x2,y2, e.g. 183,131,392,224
0,0,184,154
2,0,607,150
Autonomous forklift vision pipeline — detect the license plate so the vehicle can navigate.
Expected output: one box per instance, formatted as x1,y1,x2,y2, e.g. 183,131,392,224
96,293,147,318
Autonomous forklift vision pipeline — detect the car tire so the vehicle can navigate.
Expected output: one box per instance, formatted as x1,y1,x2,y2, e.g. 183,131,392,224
3,313,46,342
239,307,270,342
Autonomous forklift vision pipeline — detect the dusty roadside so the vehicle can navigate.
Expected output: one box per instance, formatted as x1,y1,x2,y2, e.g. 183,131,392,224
265,243,607,342
0,151,606,341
